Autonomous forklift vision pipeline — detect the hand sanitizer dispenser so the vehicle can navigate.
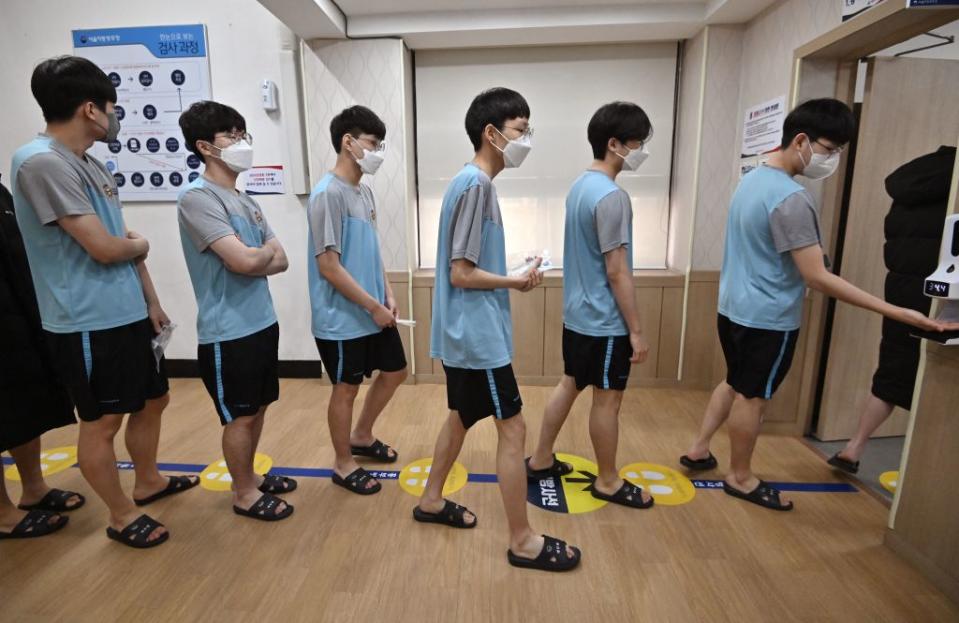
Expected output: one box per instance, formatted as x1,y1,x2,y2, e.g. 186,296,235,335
919,213,959,345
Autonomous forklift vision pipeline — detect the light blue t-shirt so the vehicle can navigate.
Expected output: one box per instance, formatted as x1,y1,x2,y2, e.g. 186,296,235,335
11,135,146,333
430,163,512,369
307,173,386,341
719,166,822,331
177,176,277,344
563,170,633,336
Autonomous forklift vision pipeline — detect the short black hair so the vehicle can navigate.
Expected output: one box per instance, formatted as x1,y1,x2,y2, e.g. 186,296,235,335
179,100,246,163
31,56,117,123
464,87,530,152
587,102,653,160
330,105,386,154
781,98,856,150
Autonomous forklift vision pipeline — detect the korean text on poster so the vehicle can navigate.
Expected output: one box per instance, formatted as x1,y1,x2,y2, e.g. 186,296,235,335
73,24,212,202
741,95,785,158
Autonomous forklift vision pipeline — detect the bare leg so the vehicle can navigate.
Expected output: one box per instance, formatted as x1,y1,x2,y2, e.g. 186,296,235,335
724,394,791,506
685,381,736,460
417,410,473,524
589,389,653,504
127,394,180,501
528,375,580,470
79,415,165,541
9,437,82,509
328,382,375,490
496,414,576,560
838,392,895,463
350,368,408,458
224,410,285,512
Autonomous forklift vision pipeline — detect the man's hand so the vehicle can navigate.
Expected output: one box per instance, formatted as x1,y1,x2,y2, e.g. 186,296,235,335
512,257,543,292
127,230,149,262
148,302,171,334
629,331,649,364
893,307,959,332
370,303,396,328
386,294,399,319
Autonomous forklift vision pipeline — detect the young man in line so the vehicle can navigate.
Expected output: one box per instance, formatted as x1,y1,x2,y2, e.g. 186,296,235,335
308,106,407,496
679,98,956,511
12,56,198,548
415,87,581,572
178,100,296,521
527,102,655,511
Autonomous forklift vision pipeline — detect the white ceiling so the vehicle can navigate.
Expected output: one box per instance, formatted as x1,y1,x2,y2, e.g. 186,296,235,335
258,0,779,48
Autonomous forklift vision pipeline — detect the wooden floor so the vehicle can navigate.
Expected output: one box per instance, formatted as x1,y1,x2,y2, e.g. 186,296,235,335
2,379,957,623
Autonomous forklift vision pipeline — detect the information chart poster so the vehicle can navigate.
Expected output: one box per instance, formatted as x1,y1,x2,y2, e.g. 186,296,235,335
73,25,211,202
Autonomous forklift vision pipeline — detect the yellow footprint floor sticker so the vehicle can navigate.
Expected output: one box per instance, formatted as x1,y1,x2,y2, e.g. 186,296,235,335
4,446,78,481
398,458,468,497
620,462,696,506
527,452,608,514
879,470,899,494
200,453,273,491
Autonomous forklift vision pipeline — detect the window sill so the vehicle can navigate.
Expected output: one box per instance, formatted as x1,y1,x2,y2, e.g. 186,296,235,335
412,268,684,288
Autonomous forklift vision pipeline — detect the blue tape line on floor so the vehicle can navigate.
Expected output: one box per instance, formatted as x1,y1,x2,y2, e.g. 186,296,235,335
2,456,858,492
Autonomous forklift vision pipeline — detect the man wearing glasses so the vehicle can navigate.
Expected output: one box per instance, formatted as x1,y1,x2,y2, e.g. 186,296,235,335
679,98,952,511
177,100,295,522
308,105,407,496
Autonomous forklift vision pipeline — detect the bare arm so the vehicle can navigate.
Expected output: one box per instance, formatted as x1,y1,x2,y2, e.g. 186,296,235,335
792,244,953,332
208,235,276,276
134,258,171,333
249,238,288,276
605,246,648,363
450,258,541,291
318,251,394,328
57,214,148,264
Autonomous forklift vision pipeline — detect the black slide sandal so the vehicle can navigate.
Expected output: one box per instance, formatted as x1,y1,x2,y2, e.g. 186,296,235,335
507,535,581,572
105,514,169,549
332,467,381,495
412,499,476,529
723,480,794,511
0,510,68,540
233,493,294,522
525,455,574,480
18,488,86,513
133,475,200,506
259,473,298,494
591,481,654,509
679,452,718,471
351,439,398,464
827,453,859,475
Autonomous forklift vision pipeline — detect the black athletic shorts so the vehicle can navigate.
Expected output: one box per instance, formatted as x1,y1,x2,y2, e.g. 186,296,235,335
315,326,407,385
44,317,169,422
198,322,280,426
717,314,799,400
443,363,522,429
563,326,632,391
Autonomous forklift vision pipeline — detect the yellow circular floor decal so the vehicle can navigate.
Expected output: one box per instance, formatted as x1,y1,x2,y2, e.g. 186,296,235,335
527,452,608,514
199,453,273,491
398,458,468,497
879,470,899,494
620,462,696,506
4,446,78,481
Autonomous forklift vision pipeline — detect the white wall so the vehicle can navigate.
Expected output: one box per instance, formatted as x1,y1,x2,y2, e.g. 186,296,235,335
0,0,318,360
300,38,415,271
686,0,842,270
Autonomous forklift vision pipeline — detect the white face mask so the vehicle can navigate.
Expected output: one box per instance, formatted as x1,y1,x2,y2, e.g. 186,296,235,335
798,141,840,180
616,143,649,171
492,127,532,169
214,141,254,173
348,135,385,175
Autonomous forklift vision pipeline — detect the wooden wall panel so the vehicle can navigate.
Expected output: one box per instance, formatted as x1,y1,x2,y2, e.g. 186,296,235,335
411,286,434,375
543,286,565,377
658,286,684,380
509,288,546,377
